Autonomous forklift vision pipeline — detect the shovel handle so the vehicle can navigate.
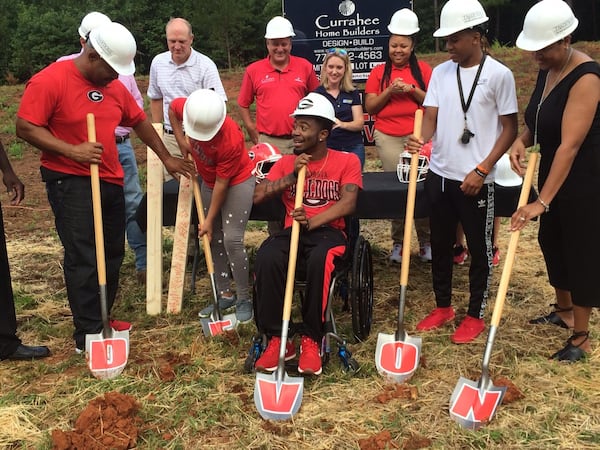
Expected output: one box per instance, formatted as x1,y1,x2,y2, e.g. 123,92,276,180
399,109,423,285
490,151,538,327
87,113,106,286
282,166,307,321
190,160,215,275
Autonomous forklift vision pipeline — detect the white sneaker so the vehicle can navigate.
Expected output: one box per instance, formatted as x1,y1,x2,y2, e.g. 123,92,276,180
389,244,402,263
419,243,432,262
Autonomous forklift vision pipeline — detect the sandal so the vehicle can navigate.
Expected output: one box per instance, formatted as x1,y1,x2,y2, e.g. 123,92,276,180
550,331,589,362
529,303,572,329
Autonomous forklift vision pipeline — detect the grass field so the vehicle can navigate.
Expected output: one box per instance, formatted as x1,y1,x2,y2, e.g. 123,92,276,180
0,43,599,449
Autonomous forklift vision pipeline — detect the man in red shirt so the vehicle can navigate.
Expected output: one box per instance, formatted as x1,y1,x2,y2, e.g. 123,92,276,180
238,16,319,155
16,22,194,353
252,93,362,376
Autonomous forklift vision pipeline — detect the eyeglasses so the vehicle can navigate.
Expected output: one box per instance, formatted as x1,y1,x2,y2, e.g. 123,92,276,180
327,48,348,56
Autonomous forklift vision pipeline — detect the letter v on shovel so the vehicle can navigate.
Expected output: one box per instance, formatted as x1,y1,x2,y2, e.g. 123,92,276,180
84,113,129,380
254,166,306,420
375,110,423,383
449,148,539,429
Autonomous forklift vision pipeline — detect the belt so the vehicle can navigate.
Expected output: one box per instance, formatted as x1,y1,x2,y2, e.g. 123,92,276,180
262,133,292,140
115,134,130,144
164,128,175,135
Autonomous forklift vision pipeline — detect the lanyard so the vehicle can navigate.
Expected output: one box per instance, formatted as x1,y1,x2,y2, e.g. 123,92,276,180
457,54,487,127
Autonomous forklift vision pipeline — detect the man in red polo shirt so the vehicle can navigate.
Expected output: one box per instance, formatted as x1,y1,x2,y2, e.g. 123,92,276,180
238,16,319,155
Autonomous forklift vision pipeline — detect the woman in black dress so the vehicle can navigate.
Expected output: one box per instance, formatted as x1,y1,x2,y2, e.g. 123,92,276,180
510,0,600,362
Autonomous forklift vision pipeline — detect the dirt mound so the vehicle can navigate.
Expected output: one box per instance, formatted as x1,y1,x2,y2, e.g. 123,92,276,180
51,391,141,450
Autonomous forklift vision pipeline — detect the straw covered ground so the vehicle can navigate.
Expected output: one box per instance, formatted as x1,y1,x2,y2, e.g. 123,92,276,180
1,43,599,449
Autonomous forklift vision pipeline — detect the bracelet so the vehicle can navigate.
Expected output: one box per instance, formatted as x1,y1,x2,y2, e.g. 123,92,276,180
410,84,416,92
292,170,298,179
474,167,487,178
304,218,310,231
538,197,550,213
476,164,490,175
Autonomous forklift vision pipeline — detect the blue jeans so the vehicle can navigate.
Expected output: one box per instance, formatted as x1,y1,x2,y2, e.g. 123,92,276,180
118,139,146,271
46,176,125,349
340,143,365,169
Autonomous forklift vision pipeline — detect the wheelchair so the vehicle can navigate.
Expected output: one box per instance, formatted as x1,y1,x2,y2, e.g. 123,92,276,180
244,223,374,373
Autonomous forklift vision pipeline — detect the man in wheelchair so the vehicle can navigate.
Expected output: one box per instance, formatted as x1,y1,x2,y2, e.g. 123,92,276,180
252,93,363,376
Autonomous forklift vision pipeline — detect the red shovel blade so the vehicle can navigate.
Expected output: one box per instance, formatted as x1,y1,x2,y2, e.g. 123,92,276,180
85,331,129,380
375,332,421,383
200,314,237,337
254,372,304,420
449,377,506,429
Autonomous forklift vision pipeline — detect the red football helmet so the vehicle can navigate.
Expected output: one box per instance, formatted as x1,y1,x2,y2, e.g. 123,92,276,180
397,141,432,183
248,143,282,180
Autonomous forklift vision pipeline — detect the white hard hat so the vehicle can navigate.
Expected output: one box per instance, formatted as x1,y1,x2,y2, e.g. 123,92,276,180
183,89,227,141
290,93,336,124
89,22,136,75
388,9,420,36
265,16,296,39
516,0,578,51
433,0,489,38
78,11,111,38
494,154,522,187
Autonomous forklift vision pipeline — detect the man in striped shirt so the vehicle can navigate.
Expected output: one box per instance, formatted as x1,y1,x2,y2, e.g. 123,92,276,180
148,17,227,173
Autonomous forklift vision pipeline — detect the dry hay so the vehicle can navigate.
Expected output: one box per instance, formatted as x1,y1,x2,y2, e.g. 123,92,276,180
0,405,43,447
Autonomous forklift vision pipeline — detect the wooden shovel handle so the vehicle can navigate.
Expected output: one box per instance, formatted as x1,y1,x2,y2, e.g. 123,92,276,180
190,157,215,275
399,109,423,285
282,166,307,321
490,151,538,327
87,113,106,286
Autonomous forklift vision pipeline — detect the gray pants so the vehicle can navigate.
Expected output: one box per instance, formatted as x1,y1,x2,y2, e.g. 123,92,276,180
200,176,255,300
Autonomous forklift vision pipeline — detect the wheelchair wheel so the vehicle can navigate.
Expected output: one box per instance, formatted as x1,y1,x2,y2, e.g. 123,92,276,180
350,235,373,342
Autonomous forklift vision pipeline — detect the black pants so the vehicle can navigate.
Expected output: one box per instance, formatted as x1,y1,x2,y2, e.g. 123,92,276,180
425,171,495,319
254,226,347,342
46,176,125,349
0,204,21,359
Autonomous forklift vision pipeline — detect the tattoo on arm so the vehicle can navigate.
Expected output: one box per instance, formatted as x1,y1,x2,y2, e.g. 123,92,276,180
263,173,296,199
344,183,358,193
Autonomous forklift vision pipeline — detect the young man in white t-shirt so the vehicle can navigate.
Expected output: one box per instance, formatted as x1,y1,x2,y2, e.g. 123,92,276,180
406,0,518,344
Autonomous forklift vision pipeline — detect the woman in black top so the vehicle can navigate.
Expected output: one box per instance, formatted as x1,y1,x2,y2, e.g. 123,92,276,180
510,0,600,362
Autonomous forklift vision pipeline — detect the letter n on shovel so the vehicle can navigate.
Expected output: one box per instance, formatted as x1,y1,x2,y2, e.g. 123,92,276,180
379,341,419,376
449,383,503,424
256,378,302,415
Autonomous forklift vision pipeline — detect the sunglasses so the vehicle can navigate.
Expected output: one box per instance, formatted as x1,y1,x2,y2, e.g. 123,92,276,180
327,48,348,56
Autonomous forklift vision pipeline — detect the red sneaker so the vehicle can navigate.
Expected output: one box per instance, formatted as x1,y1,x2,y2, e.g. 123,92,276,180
492,246,500,267
416,307,455,331
254,337,296,372
451,316,485,344
298,336,322,375
110,319,132,332
453,245,469,265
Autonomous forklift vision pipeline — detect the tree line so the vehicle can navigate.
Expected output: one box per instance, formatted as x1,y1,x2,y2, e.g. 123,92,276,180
0,0,597,84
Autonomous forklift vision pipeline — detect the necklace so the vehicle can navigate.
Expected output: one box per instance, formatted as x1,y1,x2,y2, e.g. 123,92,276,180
540,47,573,103
309,150,329,178
534,47,574,146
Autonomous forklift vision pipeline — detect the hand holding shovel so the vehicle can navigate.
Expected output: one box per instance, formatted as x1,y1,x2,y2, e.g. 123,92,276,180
192,161,238,337
84,113,129,380
375,110,423,383
449,149,538,429
254,166,306,420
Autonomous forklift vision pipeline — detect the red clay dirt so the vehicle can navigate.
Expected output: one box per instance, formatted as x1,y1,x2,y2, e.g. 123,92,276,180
51,391,142,450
